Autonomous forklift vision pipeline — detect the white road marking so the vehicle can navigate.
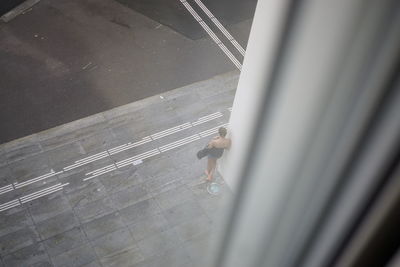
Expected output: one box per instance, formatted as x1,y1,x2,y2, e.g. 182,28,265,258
151,123,192,140
64,151,109,171
83,163,118,181
116,149,160,168
20,183,69,203
75,151,109,163
13,170,63,189
228,107,232,112
0,199,20,212
0,184,14,196
159,134,200,152
179,0,242,70
64,112,222,172
193,0,245,56
108,136,152,155
0,182,70,212
86,164,117,176
83,170,114,181
81,123,229,181
192,112,223,126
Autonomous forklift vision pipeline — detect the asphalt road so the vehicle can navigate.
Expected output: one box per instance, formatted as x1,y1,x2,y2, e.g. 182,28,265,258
0,0,256,144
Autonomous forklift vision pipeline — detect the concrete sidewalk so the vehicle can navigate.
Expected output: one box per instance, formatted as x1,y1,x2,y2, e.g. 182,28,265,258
0,71,238,267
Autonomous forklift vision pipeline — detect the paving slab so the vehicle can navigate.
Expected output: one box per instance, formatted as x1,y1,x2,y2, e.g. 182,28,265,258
163,199,206,227
78,128,119,155
183,232,214,266
73,196,116,224
8,152,51,183
0,226,40,256
144,170,185,196
91,228,137,258
82,261,102,267
98,168,144,195
173,216,213,242
3,140,43,164
127,213,169,241
109,184,150,209
154,185,196,211
0,165,16,186
51,243,97,267
136,228,181,259
28,194,72,224
133,246,192,267
119,199,162,225
42,227,87,257
65,179,108,209
36,210,79,240
135,154,178,180
2,243,51,267
44,142,87,170
38,121,109,152
99,247,144,267
83,212,126,241
0,208,34,238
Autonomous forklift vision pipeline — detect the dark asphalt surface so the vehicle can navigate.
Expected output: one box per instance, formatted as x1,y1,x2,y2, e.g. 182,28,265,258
116,0,257,40
0,0,256,144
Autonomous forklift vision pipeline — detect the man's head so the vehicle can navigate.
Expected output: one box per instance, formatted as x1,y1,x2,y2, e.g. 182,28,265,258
218,127,227,137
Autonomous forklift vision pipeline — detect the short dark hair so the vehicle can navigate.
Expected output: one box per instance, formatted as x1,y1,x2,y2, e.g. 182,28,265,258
218,127,227,137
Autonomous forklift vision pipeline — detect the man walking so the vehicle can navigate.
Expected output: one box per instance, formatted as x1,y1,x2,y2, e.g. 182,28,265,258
205,127,231,181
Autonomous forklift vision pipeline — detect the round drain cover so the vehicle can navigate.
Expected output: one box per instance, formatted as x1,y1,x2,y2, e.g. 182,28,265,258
207,182,221,195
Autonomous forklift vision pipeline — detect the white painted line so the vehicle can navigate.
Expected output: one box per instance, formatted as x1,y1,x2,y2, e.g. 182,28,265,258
116,152,160,168
179,0,242,70
64,152,109,171
20,183,69,203
83,167,117,181
181,1,202,21
159,135,200,151
194,0,245,56
196,112,223,121
86,164,117,176
76,151,109,163
192,112,223,126
108,137,152,155
117,152,159,168
0,199,20,212
0,184,14,195
89,166,117,177
81,122,229,181
64,111,225,173
20,185,64,203
217,43,242,69
159,134,200,152
19,183,63,201
13,170,62,189
21,187,64,203
116,149,160,168
109,142,131,152
115,149,160,165
228,107,232,112
151,122,192,140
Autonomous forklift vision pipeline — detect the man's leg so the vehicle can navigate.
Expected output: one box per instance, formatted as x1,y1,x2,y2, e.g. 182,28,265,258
206,158,217,181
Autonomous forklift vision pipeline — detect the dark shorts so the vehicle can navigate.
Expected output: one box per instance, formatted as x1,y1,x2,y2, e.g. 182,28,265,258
207,147,224,159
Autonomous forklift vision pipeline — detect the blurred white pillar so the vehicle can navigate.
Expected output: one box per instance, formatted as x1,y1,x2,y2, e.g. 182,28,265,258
218,0,290,190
